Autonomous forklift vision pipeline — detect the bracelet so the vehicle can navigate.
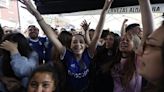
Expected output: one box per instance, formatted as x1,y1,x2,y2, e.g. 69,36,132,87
37,18,44,22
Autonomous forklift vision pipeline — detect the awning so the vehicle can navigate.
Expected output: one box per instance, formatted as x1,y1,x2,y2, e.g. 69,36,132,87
33,0,164,14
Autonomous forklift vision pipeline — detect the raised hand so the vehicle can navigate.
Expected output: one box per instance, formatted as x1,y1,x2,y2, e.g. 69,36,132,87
80,20,91,31
121,19,128,36
19,0,38,16
103,0,113,11
19,0,65,56
0,40,18,55
123,19,128,24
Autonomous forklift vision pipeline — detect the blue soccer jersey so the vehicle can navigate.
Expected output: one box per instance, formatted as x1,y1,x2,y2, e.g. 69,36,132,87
62,49,92,91
28,37,47,64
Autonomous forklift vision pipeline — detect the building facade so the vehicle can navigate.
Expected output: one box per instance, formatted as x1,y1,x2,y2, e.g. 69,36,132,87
0,0,19,28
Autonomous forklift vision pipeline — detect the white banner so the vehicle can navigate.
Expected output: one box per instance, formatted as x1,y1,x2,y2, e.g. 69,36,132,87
61,4,164,16
108,4,164,14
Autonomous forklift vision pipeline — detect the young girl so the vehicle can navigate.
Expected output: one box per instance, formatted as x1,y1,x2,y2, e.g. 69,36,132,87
20,0,113,91
0,32,39,92
137,0,164,92
27,65,59,92
111,33,142,92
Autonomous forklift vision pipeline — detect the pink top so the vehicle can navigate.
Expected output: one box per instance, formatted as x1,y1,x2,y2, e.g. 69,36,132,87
111,58,142,92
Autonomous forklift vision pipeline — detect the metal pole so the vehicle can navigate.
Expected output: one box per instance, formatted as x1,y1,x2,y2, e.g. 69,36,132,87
17,0,21,31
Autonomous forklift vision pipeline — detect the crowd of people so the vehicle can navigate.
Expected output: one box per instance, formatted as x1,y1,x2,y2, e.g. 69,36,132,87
0,0,164,92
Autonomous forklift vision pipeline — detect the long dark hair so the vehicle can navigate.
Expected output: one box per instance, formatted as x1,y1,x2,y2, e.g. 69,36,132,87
58,31,72,49
51,31,72,92
28,65,59,92
1,32,33,78
98,32,120,73
110,34,136,87
1,32,33,56
112,49,136,87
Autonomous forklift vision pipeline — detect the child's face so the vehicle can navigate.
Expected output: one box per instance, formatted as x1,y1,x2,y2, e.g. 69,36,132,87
71,35,86,55
137,26,164,84
105,34,114,48
28,72,55,92
119,34,134,53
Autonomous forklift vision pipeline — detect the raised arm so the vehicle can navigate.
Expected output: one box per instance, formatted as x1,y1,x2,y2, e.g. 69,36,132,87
81,20,91,45
138,0,154,43
20,0,65,55
88,0,113,57
0,40,39,77
120,19,128,36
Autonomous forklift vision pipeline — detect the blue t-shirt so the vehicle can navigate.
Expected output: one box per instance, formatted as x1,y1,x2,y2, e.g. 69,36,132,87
28,37,50,64
62,49,92,91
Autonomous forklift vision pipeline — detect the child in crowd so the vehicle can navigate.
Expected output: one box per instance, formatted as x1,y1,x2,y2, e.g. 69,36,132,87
0,32,39,92
27,65,59,92
137,0,164,92
20,0,113,91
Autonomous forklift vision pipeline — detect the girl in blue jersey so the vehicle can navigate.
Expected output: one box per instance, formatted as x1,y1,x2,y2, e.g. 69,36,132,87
21,0,113,91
